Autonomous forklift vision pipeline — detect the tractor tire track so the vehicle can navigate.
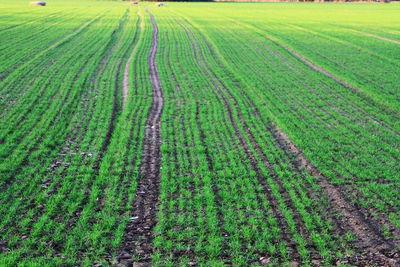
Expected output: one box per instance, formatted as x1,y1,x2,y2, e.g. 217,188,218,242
61,9,142,233
175,19,303,261
240,26,400,136
180,18,341,260
117,10,163,266
0,12,61,33
288,24,398,67
221,23,400,258
358,31,400,45
92,9,133,174
122,13,142,107
232,20,399,115
180,16,399,265
166,26,233,262
239,29,400,138
0,11,136,254
272,125,399,266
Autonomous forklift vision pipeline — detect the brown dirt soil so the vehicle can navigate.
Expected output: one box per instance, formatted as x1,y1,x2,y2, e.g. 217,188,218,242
116,10,163,267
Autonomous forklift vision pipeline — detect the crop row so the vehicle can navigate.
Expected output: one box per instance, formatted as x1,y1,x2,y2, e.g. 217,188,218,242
1,3,398,266
145,9,358,266
174,7,399,236
0,6,153,266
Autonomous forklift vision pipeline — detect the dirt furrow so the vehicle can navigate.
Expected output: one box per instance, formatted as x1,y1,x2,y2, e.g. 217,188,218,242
231,20,385,102
180,17,399,265
196,19,398,262
122,14,142,107
117,10,163,266
122,58,131,107
359,32,400,45
273,125,399,266
92,9,131,174
0,12,61,33
241,28,400,136
61,11,143,235
175,19,303,261
266,36,358,92
255,28,400,117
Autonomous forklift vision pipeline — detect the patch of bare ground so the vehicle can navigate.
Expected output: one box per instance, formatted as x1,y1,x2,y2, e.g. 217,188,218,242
116,10,163,266
272,125,399,266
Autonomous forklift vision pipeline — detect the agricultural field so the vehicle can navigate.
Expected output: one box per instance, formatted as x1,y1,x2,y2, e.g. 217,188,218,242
0,0,399,266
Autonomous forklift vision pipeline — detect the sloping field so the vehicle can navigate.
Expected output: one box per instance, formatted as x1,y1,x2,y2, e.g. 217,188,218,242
0,1,399,266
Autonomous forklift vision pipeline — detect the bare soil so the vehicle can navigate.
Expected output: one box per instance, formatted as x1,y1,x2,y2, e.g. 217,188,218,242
116,11,164,267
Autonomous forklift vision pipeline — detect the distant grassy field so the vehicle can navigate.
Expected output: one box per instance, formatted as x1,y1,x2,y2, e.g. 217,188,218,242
0,1,399,266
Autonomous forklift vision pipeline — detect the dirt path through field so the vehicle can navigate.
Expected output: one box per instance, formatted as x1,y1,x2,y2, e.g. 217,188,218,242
93,10,132,174
117,10,163,266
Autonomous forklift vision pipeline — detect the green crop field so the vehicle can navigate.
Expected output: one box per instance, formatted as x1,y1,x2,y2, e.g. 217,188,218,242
0,0,399,266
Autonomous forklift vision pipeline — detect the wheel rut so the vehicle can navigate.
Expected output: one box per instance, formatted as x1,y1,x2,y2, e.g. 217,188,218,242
175,18,303,261
117,10,163,266
358,31,400,45
177,16,399,265
272,125,399,266
92,9,132,174
122,13,142,107
233,20,400,115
